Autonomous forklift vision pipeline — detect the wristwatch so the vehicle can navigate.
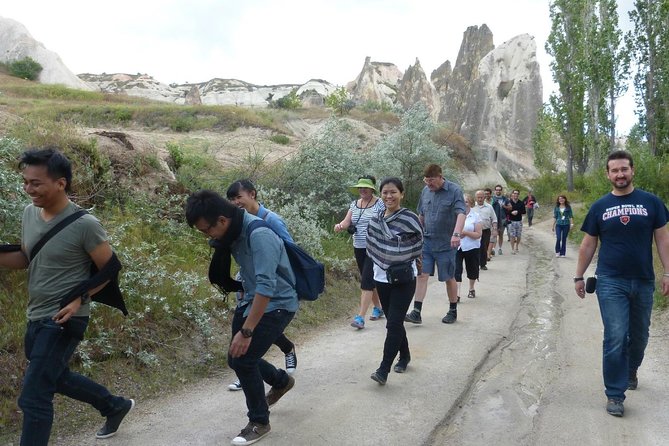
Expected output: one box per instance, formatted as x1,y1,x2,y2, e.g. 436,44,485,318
80,291,91,305
573,277,584,283
240,328,254,338
452,232,461,238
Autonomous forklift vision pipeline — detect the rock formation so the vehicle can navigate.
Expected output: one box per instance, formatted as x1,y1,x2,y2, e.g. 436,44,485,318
0,16,92,90
396,58,440,118
347,56,402,105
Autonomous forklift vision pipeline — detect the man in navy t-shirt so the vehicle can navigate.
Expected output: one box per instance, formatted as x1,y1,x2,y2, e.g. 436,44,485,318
575,150,669,418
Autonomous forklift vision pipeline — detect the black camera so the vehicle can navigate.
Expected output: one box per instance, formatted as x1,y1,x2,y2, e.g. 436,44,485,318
347,225,357,235
585,277,597,294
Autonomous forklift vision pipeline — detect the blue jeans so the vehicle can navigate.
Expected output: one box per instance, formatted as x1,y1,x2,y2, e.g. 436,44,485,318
228,308,295,425
555,225,570,256
19,317,125,446
595,276,655,401
375,280,416,374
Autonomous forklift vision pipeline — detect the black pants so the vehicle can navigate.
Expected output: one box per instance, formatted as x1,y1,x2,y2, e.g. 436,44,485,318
375,280,415,374
455,248,480,282
480,229,491,267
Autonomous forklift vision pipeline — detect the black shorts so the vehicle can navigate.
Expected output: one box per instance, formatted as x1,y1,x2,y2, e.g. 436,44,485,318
354,247,376,291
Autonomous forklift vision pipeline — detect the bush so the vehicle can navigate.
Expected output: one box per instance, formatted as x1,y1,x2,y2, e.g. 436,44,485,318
325,87,354,116
8,57,43,81
270,89,301,110
269,134,290,145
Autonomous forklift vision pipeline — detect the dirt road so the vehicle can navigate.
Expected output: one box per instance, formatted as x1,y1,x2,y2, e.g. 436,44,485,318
53,219,669,446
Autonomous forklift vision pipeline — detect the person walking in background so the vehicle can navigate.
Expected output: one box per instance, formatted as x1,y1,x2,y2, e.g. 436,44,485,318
334,176,386,329
455,194,482,299
491,185,511,255
484,188,499,261
225,179,298,391
473,190,495,270
523,190,538,227
405,164,465,325
508,190,526,254
552,195,574,257
366,177,423,385
0,148,133,445
186,190,299,445
574,150,669,418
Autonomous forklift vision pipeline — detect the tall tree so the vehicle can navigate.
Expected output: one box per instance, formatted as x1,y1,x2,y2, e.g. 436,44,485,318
547,0,589,190
627,0,669,156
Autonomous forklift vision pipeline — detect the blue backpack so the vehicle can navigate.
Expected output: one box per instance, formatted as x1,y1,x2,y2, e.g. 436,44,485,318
247,220,325,301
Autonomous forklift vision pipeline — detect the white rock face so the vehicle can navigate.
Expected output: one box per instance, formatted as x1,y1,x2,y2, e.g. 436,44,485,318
348,56,402,105
0,16,93,90
467,34,543,177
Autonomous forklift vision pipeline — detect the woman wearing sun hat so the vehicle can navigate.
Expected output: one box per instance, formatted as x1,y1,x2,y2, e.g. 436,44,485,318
334,175,386,329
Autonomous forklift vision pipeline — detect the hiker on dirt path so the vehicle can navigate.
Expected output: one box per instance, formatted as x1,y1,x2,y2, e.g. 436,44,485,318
0,148,133,445
334,176,386,329
574,150,669,418
186,190,298,446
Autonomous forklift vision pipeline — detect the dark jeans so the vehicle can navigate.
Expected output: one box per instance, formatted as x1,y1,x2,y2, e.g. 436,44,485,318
19,317,125,446
527,207,534,226
479,229,491,267
555,224,570,256
228,308,295,425
375,280,416,374
596,276,654,400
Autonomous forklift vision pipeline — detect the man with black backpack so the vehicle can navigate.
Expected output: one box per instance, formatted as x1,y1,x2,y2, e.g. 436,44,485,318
0,148,133,445
186,190,298,446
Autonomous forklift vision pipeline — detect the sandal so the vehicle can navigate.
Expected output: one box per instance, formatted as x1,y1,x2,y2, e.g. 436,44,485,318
467,289,476,299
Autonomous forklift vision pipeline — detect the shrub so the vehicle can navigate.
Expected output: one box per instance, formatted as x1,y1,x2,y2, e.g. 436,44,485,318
369,103,453,205
325,87,354,116
269,134,290,145
277,118,361,217
8,57,43,81
271,89,302,110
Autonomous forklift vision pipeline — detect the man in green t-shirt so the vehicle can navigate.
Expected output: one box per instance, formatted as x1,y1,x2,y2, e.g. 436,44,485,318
0,148,134,445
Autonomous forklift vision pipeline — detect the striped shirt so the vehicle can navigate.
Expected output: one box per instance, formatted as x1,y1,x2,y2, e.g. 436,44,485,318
350,198,385,248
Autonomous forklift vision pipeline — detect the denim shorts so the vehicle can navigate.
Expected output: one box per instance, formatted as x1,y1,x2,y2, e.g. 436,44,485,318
421,242,456,282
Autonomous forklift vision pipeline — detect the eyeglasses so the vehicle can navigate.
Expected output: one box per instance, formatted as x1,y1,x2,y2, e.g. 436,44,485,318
423,176,440,184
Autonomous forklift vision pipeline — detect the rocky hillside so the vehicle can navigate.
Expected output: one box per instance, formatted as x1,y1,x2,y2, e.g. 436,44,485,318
0,17,543,181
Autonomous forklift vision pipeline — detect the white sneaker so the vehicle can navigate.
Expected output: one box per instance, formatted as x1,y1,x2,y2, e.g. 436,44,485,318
228,379,242,391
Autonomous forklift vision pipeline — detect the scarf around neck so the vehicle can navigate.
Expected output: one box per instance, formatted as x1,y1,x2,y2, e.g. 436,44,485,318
366,208,423,270
208,207,245,293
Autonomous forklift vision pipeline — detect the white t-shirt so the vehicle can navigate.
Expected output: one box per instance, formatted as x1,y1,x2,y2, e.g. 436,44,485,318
459,211,481,252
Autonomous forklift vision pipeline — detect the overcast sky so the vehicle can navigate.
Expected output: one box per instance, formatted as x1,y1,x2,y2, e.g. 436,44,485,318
3,0,637,132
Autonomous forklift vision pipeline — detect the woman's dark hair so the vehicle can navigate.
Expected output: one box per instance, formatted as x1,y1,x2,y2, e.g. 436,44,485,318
185,190,239,227
555,195,571,207
226,179,257,201
18,147,73,192
379,177,404,193
358,175,376,185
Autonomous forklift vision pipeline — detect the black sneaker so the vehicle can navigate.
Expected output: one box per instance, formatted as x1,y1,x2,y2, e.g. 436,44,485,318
405,309,422,324
393,357,410,373
628,370,638,390
370,369,388,385
285,349,297,375
266,375,295,408
442,310,457,324
231,421,271,445
606,398,624,417
96,398,135,439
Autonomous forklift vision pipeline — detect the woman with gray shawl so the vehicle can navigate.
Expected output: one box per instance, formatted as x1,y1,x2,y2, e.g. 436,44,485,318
366,177,423,385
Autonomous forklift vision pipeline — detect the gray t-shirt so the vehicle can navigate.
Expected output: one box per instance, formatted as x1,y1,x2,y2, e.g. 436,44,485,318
22,202,107,321
417,181,466,251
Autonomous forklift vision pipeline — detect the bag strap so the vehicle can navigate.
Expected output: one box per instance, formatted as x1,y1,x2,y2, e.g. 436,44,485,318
30,210,88,261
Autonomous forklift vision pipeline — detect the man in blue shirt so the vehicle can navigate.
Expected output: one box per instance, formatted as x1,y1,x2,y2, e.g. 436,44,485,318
405,164,466,324
575,150,669,418
186,190,298,446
